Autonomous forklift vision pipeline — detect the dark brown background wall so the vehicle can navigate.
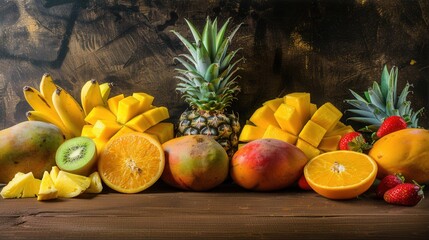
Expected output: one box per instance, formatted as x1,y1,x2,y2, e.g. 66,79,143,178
1,0,428,130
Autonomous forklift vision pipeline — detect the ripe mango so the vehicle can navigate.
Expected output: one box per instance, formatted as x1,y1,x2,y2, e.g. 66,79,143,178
161,135,229,191
0,121,65,183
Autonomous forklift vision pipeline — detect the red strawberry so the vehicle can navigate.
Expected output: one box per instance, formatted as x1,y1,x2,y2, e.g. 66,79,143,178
375,173,405,198
338,132,371,152
384,181,425,206
376,116,407,138
298,174,312,191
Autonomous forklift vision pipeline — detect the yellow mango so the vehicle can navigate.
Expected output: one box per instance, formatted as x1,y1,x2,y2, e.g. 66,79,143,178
274,103,302,135
116,96,141,124
107,94,125,116
84,106,116,125
81,125,96,138
239,124,266,142
125,113,152,132
92,137,108,156
262,98,284,112
262,125,297,145
298,120,327,147
92,120,122,139
296,139,320,160
132,92,154,113
249,105,280,129
318,135,342,152
111,126,136,139
145,122,174,144
142,107,170,125
310,102,342,131
283,92,311,127
325,125,355,137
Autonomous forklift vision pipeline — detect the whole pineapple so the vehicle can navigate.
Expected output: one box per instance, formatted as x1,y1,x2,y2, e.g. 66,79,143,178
345,65,424,132
172,17,243,158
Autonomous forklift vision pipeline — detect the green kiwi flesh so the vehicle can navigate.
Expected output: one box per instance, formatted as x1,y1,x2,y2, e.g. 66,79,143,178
55,136,97,176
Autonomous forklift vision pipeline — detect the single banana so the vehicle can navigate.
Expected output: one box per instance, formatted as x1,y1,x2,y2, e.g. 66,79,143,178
39,73,57,109
23,86,62,122
99,82,113,104
52,87,86,137
26,110,73,139
81,79,104,116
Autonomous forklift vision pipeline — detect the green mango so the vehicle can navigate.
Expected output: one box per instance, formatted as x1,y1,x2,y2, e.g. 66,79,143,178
0,121,65,183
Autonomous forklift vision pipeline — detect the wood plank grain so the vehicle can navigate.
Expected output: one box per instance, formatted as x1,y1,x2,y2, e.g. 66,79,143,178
1,183,428,239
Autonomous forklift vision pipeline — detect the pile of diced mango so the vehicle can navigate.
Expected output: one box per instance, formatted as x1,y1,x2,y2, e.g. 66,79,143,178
81,92,173,154
239,92,354,159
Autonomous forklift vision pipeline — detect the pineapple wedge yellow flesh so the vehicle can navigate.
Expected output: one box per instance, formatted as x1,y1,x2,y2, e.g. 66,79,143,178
249,105,280,129
22,178,41,198
239,124,266,142
144,122,174,144
37,171,58,201
262,98,284,112
274,103,302,135
55,171,90,198
85,172,103,194
262,125,297,145
310,102,342,131
116,96,140,124
296,139,321,160
1,172,35,198
107,94,125,116
84,106,116,125
132,92,154,113
92,120,123,139
50,166,60,182
318,135,342,152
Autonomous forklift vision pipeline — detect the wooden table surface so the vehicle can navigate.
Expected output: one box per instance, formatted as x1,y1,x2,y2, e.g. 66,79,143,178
1,182,428,240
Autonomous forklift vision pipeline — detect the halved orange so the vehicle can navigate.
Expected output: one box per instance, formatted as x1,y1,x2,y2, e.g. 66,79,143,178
98,132,164,193
303,151,377,200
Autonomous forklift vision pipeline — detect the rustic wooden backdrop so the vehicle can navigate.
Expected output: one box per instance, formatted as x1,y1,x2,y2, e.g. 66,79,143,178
1,0,428,130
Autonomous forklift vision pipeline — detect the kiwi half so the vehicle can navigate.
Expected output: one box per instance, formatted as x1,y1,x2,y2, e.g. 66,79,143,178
55,136,97,176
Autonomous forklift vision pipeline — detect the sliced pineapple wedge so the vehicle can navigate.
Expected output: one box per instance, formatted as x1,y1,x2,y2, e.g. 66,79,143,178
55,171,91,198
1,172,38,199
37,171,58,201
85,172,103,194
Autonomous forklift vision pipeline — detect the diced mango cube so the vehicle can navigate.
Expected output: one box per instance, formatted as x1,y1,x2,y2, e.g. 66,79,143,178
274,103,302,135
298,120,327,147
125,113,152,132
92,137,108,156
262,125,297,144
81,125,96,138
111,125,136,140
249,105,280,129
318,135,342,152
92,120,122,139
107,94,124,116
145,122,174,144
84,106,116,125
283,92,311,126
239,124,266,142
262,98,284,112
116,96,141,124
311,102,342,131
325,125,355,137
296,139,320,160
310,103,317,117
132,92,154,113
142,107,170,126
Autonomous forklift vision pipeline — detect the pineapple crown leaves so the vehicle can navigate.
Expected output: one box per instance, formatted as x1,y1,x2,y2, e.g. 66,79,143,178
344,65,424,130
171,16,244,111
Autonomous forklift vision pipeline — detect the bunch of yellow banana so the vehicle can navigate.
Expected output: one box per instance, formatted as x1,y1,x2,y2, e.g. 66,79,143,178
24,73,113,139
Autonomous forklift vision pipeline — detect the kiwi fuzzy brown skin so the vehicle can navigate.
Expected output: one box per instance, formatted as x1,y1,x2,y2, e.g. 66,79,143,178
55,136,97,176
